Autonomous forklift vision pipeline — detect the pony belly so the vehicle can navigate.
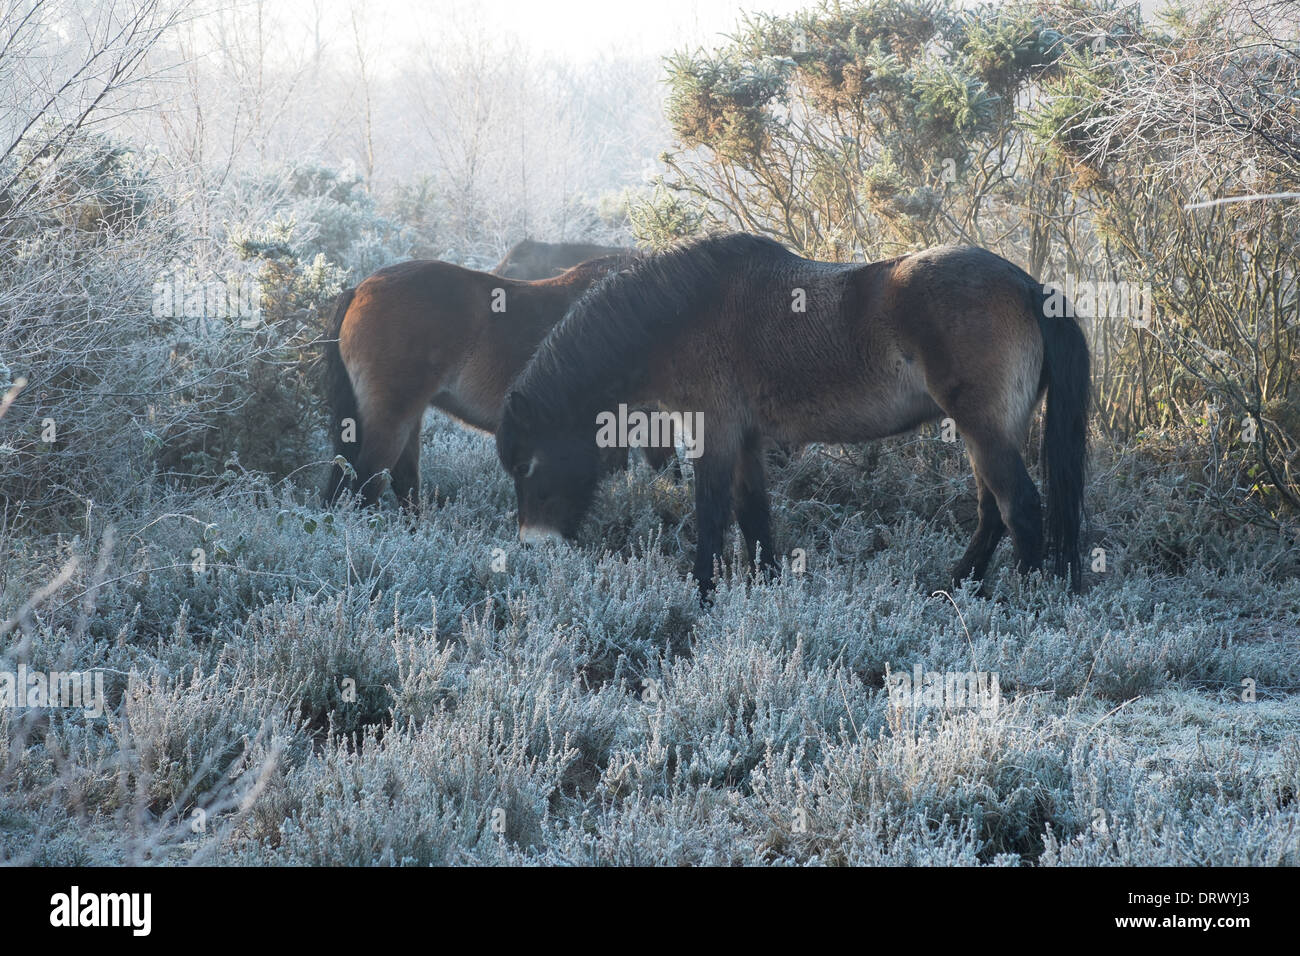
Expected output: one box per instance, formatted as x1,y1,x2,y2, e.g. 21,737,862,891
861,347,945,437
760,386,936,444
803,354,942,442
823,396,944,442
872,393,947,438
429,387,499,434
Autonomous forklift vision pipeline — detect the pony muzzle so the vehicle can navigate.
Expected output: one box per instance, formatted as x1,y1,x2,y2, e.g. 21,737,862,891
518,525,565,546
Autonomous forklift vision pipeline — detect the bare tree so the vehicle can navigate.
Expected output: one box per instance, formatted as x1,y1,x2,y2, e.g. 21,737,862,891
0,0,186,226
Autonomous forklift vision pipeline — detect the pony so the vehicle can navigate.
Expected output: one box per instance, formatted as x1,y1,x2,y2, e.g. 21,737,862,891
323,253,641,510
496,234,1090,597
492,239,632,280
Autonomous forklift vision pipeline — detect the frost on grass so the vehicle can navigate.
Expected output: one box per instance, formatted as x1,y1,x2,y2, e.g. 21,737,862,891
2,422,1298,865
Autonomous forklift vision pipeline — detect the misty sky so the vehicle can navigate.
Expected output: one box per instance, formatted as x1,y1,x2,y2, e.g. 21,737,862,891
237,0,1169,75
266,0,812,66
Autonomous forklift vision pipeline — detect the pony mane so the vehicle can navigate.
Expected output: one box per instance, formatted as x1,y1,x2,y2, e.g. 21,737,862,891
510,233,792,425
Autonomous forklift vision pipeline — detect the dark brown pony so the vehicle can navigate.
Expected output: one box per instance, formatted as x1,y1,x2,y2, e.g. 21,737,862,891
496,234,1090,596
493,239,631,280
323,253,638,509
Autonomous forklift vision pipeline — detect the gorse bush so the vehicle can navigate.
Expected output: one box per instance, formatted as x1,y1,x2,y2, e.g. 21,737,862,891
232,163,418,282
156,219,346,484
647,0,1071,258
161,162,422,484
642,0,1300,518
1024,4,1300,510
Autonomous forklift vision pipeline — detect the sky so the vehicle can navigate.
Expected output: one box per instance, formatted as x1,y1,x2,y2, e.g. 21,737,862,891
210,0,1173,75
258,0,813,66
425,0,812,57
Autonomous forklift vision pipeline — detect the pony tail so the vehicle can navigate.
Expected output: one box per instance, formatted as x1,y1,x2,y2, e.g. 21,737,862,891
1035,288,1090,590
322,286,359,504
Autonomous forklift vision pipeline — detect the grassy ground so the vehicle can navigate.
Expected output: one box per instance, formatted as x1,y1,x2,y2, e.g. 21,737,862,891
2,414,1297,865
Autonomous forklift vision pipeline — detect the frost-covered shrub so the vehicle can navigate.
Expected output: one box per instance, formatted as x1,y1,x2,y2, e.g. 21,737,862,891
4,417,1299,865
0,133,189,521
232,163,417,282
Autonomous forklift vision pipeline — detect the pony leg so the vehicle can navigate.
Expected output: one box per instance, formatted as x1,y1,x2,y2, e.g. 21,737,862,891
692,450,736,600
356,416,417,508
735,431,775,577
951,469,1006,588
962,430,1042,577
390,426,422,516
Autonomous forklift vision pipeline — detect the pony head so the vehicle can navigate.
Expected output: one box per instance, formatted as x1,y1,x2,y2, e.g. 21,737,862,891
496,389,600,543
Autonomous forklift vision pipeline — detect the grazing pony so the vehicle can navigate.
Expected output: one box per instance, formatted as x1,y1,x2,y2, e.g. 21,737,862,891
323,253,638,509
496,234,1090,596
493,239,632,280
